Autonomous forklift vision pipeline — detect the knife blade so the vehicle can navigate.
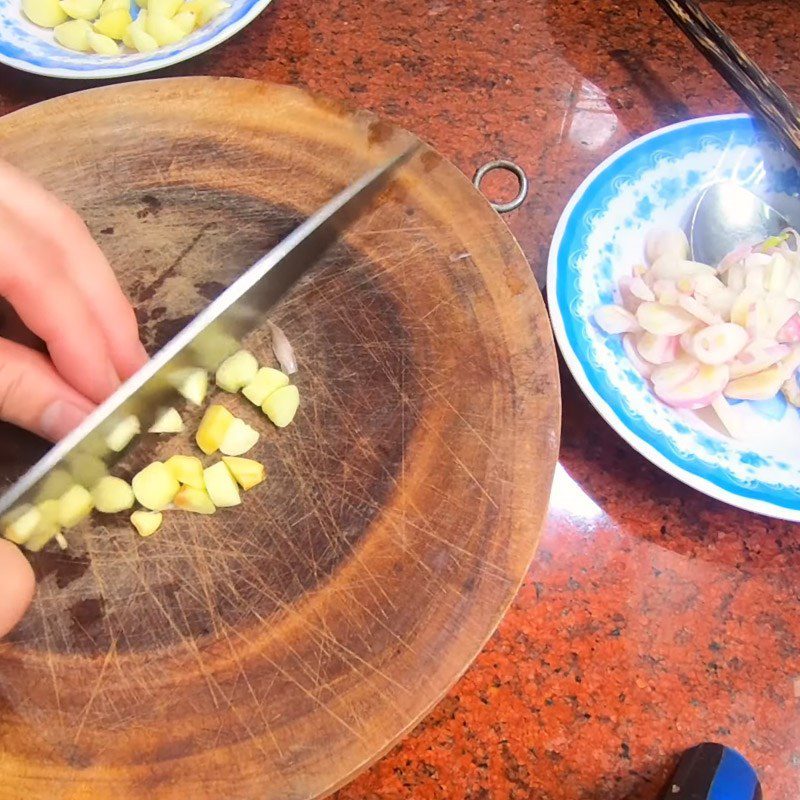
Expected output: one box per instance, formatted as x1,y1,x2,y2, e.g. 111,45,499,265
0,143,419,518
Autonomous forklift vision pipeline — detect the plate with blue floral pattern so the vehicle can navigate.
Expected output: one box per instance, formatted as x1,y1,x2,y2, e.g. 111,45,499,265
548,114,800,521
0,0,272,79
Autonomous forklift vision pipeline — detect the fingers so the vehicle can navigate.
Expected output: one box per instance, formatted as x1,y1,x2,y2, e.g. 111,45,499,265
0,540,34,638
0,160,148,380
0,204,122,404
0,337,94,441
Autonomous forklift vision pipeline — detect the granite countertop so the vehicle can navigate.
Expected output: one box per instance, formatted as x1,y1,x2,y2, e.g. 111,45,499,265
2,0,799,797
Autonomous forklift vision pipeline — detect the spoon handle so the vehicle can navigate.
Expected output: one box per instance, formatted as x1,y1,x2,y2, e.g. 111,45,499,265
654,0,800,159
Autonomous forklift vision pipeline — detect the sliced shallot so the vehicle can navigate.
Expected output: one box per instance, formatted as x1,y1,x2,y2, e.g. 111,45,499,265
765,253,791,293
690,323,748,365
678,294,721,326
711,395,745,439
636,302,696,336
651,356,701,389
725,364,785,401
654,363,729,410
777,313,800,343
594,225,800,439
622,333,653,378
645,228,690,265
729,340,790,379
636,332,680,365
652,279,680,305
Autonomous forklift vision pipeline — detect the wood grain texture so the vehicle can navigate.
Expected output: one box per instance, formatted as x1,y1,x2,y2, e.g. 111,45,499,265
655,0,800,158
0,77,559,800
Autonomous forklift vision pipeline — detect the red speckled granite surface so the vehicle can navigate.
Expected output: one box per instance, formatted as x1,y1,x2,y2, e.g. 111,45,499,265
2,0,800,797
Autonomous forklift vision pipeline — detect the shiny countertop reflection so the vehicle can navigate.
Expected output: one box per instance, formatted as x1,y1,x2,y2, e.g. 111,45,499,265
2,0,800,797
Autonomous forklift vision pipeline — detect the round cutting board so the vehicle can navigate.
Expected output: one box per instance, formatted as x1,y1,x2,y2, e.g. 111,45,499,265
0,78,559,800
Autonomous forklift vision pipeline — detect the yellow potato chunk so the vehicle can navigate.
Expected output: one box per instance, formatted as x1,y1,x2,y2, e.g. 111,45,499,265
58,484,94,528
25,501,62,552
35,467,73,503
89,29,121,52
146,11,185,44
135,0,147,6
149,0,181,16
172,9,194,32
67,451,107,489
54,18,92,51
203,461,241,508
131,510,162,538
3,505,41,545
174,486,216,514
242,366,288,406
148,406,184,433
216,349,258,393
105,414,140,452
38,498,60,528
222,456,265,490
196,404,234,455
132,462,180,511
171,367,208,405
0,505,27,530
262,384,299,428
94,7,132,38
189,331,239,371
219,417,259,456
197,0,228,25
165,454,204,488
178,0,203,19
92,476,135,513
22,0,68,27
130,24,158,51
122,18,157,50
99,0,130,12
122,7,146,46
59,0,101,19
92,28,123,52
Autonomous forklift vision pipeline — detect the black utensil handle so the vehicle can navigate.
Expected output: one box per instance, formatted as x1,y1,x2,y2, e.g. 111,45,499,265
654,0,800,159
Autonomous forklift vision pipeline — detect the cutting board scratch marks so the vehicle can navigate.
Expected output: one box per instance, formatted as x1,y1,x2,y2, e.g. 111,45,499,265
35,602,64,727
262,651,367,742
417,415,499,511
231,570,412,691
133,572,223,710
218,624,285,760
73,641,117,747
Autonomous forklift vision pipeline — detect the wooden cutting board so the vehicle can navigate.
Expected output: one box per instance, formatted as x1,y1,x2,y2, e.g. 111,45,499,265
0,78,560,800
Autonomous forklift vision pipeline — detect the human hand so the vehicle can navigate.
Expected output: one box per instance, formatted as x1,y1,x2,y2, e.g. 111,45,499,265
0,540,34,638
0,159,148,441
0,161,148,638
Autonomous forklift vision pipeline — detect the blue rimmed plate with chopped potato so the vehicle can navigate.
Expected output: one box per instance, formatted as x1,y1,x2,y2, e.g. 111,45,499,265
0,0,273,78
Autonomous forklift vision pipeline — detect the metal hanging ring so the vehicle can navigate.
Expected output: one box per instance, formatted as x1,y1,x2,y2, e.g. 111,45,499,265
472,159,529,214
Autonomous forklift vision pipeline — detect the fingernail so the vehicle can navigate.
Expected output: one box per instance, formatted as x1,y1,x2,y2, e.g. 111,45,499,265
40,400,90,442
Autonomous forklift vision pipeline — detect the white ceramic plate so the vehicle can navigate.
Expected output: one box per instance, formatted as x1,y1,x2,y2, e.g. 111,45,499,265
0,0,272,78
548,113,800,521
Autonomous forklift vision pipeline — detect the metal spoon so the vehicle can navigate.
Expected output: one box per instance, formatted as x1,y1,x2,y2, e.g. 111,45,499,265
689,182,790,265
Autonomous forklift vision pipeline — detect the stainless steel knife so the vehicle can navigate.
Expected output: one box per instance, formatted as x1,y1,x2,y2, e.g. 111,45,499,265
0,143,419,517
